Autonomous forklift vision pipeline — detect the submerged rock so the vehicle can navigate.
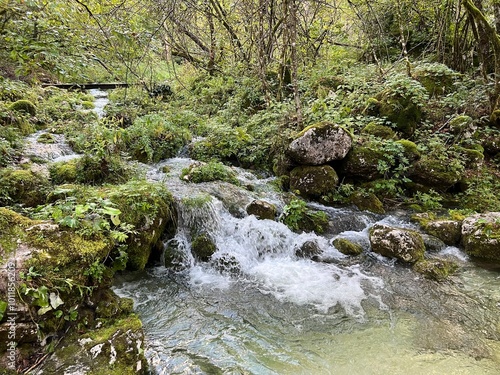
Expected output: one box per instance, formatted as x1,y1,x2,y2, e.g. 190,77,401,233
413,258,458,281
369,224,425,263
288,122,352,165
461,212,500,260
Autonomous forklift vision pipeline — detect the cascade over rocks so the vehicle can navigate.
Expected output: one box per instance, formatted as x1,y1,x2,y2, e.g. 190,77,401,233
369,224,425,263
288,122,352,165
461,212,500,260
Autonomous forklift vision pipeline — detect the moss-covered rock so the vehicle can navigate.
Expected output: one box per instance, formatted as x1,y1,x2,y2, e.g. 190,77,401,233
449,115,473,135
289,165,339,198
246,199,277,220
490,109,500,129
369,224,425,263
408,157,464,192
461,212,500,260
421,234,447,252
0,168,50,207
75,154,131,185
412,215,462,246
349,191,385,214
181,160,238,184
374,88,424,136
49,159,78,184
455,147,484,169
333,238,363,256
9,99,36,116
37,132,56,144
288,121,352,165
106,181,174,271
361,123,397,140
191,233,217,262
413,63,458,96
34,314,147,375
396,139,420,161
341,144,385,181
413,258,459,281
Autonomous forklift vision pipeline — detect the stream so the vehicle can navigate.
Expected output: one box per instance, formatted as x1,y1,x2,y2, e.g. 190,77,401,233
26,90,500,374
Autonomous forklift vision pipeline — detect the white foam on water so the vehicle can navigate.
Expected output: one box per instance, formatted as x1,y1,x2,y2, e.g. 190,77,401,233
438,246,468,261
249,258,382,318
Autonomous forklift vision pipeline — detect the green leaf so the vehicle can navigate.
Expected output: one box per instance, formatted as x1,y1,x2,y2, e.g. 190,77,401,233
38,305,52,315
110,214,121,226
49,292,64,309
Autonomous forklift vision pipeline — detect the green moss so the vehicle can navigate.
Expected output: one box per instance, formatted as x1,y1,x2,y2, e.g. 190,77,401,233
280,198,329,234
289,165,339,198
333,238,363,256
341,144,385,181
449,115,473,134
75,154,131,185
349,191,385,214
0,208,36,263
396,139,420,161
361,122,397,140
191,234,217,261
409,157,463,191
9,99,36,116
37,132,56,144
181,161,238,184
413,258,458,281
0,168,50,207
49,159,78,184
490,109,500,128
82,101,95,109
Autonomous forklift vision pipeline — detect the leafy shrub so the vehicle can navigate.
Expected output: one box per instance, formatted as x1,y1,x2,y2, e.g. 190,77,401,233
125,113,191,163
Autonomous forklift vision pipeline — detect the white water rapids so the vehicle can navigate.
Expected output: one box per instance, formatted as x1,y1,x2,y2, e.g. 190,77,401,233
23,89,500,374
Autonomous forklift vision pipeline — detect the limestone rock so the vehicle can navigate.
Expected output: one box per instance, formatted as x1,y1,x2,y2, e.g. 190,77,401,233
419,219,462,246
461,212,500,260
369,224,425,263
288,122,352,165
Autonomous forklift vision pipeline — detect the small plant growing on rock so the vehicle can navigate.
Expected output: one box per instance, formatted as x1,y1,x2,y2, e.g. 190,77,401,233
280,198,328,233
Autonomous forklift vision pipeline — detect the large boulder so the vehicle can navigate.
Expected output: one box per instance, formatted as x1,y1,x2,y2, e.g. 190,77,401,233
288,122,352,165
461,212,500,260
369,224,425,263
289,165,339,198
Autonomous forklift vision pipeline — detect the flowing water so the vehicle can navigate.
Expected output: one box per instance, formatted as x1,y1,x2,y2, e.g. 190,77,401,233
115,158,500,374
31,89,500,374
